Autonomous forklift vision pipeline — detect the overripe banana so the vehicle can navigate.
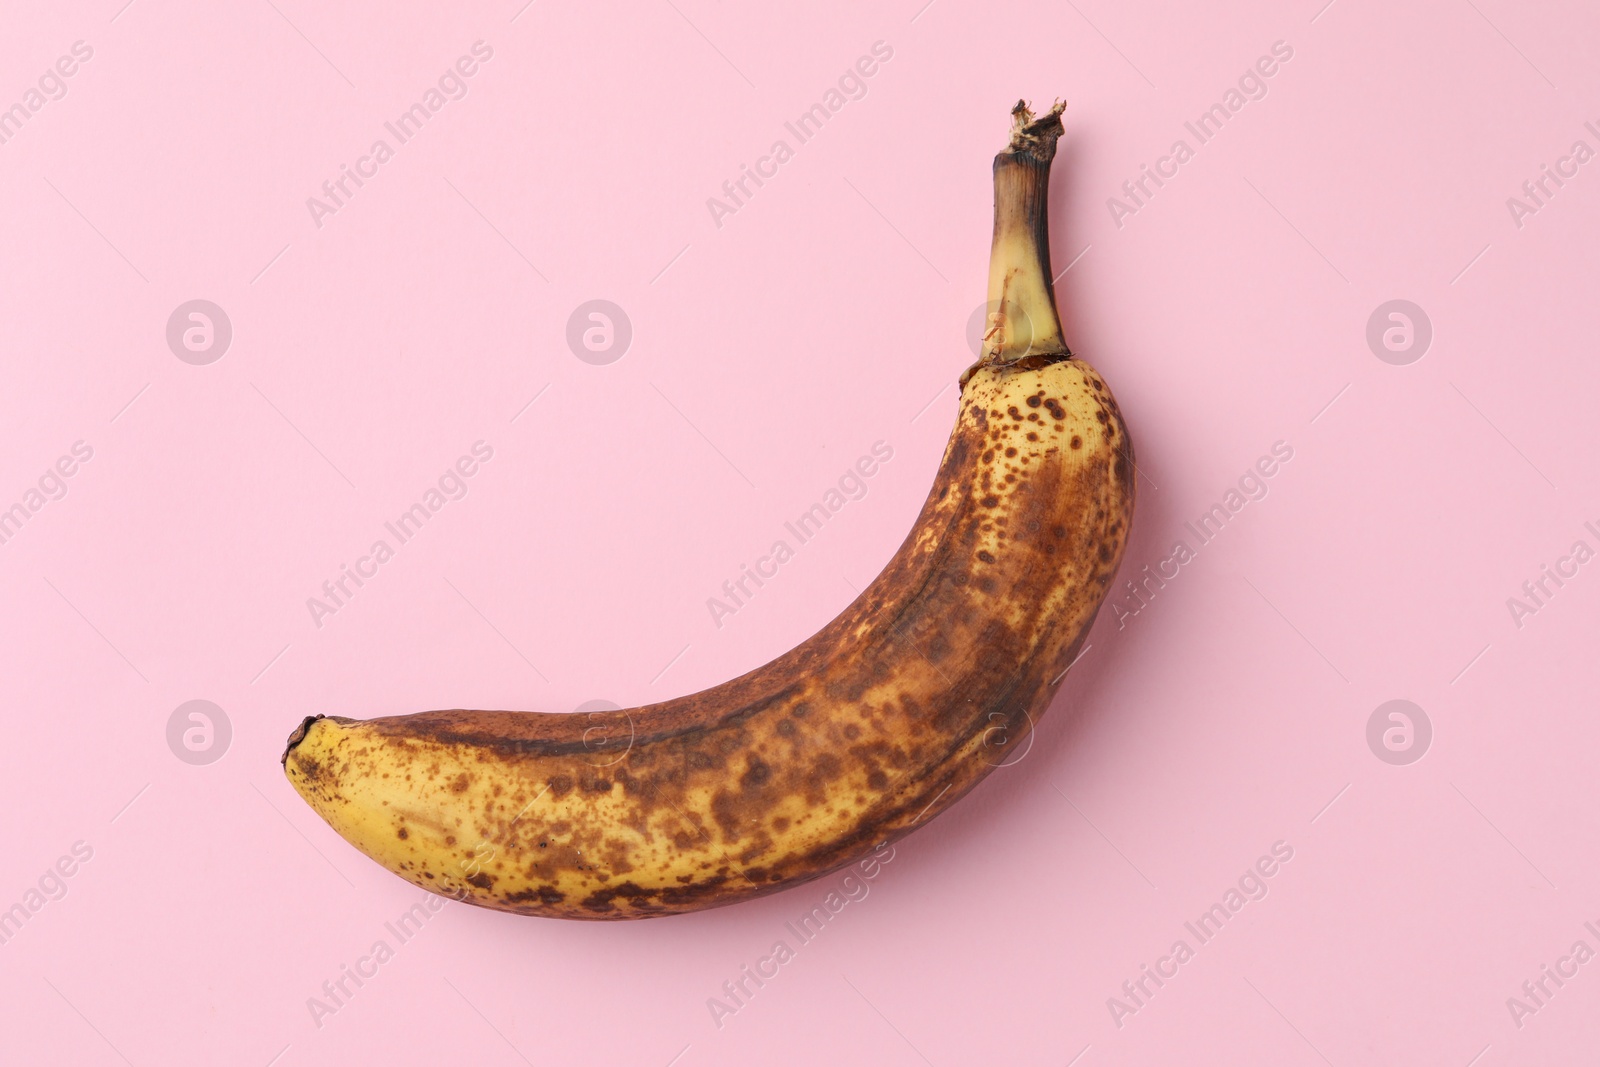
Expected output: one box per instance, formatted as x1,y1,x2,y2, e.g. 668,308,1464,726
283,100,1134,920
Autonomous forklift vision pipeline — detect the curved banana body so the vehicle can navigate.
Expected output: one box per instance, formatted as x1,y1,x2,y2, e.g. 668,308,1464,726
283,101,1135,920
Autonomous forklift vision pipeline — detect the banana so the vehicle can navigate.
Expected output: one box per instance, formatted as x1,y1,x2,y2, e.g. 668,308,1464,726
283,100,1134,920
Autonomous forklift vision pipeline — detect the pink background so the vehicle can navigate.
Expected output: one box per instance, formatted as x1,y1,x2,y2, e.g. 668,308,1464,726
2,0,1598,1063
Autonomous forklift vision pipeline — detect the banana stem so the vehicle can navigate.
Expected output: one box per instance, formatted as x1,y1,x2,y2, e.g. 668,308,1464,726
980,100,1069,366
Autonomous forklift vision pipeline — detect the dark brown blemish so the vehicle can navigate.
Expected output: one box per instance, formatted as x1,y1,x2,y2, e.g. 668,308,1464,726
807,752,844,793
711,790,747,837
741,757,771,790
506,885,566,906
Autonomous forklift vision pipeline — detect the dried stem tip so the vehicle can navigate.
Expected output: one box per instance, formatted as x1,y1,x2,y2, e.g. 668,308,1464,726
976,98,1070,370
1005,99,1067,159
